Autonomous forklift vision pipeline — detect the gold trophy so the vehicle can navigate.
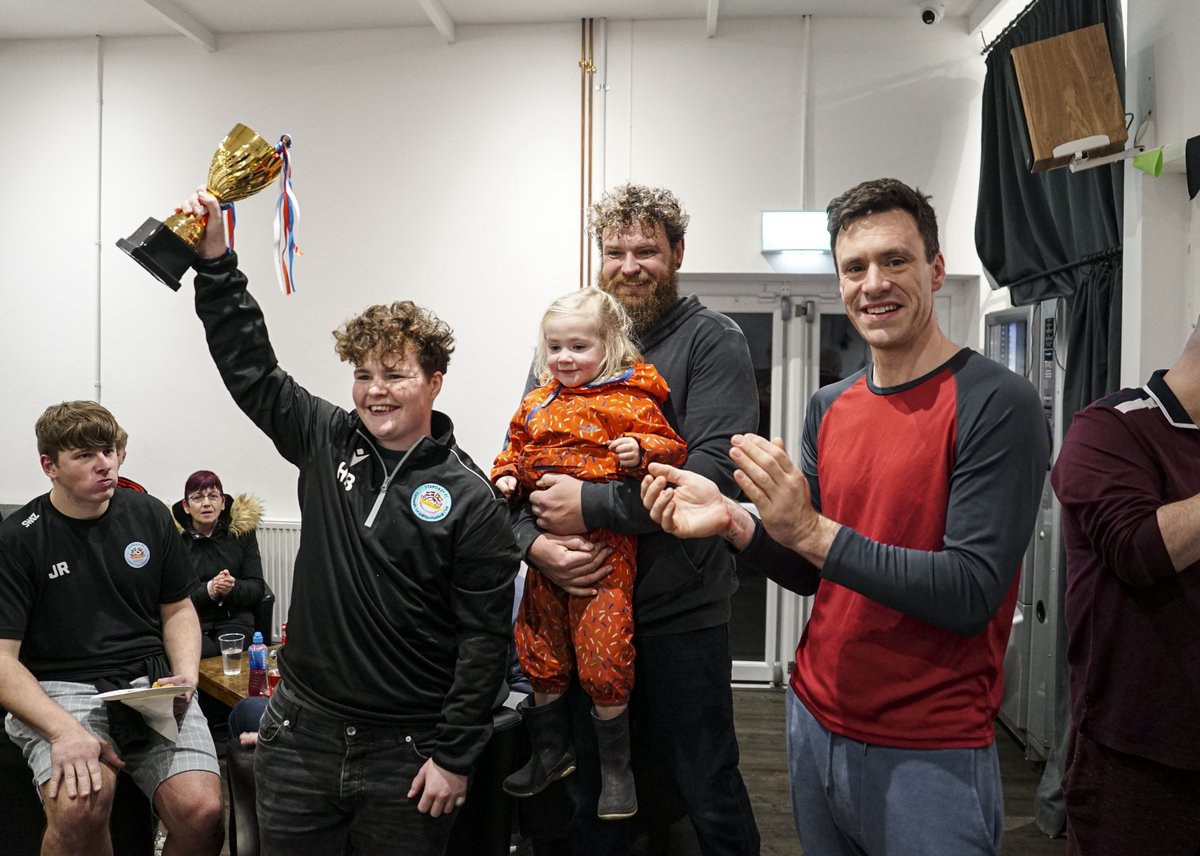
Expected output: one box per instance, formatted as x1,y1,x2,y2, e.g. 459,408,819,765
117,124,284,290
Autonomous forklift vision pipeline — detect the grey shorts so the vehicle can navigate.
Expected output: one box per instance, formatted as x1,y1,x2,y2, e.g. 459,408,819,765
4,677,220,801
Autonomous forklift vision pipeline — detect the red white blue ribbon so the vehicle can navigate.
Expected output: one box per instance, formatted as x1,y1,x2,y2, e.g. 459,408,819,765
220,203,237,251
273,134,301,295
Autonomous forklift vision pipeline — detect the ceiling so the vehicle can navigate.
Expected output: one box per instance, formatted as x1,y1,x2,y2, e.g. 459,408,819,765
1,0,1008,46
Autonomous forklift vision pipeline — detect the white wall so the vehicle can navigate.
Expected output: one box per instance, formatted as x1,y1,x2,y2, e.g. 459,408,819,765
599,17,986,277
0,16,990,518
0,39,102,496
1123,0,1200,385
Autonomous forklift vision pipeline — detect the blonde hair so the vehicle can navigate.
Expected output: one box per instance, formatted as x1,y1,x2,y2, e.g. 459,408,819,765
534,288,642,385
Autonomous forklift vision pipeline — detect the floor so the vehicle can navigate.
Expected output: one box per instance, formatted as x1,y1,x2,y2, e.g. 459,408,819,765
208,686,1069,856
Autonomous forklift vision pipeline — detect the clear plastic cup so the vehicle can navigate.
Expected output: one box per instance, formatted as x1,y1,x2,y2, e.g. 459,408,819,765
218,632,245,676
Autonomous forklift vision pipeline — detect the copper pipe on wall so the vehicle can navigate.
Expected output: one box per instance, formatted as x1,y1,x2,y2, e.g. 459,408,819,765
579,19,587,289
579,18,597,289
586,17,595,289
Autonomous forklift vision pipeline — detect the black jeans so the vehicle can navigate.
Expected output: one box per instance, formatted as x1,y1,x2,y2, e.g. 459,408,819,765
254,685,456,856
566,623,761,856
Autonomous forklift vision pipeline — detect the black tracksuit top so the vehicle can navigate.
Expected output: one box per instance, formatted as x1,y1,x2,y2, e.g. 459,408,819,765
193,252,519,774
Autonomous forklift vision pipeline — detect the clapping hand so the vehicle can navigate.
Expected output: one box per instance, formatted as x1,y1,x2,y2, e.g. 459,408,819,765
640,463,738,540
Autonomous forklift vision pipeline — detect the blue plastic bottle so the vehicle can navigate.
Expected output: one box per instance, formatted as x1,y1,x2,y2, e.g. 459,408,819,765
247,631,269,697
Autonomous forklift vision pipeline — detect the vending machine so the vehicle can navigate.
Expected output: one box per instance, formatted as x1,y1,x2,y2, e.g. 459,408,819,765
984,298,1067,759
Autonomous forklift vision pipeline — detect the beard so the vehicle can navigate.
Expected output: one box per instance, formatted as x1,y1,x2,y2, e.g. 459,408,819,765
597,268,680,337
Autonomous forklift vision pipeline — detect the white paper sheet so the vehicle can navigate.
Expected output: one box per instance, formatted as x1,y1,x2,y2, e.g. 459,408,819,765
95,685,187,743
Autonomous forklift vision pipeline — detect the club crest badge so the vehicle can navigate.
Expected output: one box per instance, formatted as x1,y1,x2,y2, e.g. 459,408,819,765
125,542,151,568
411,483,452,522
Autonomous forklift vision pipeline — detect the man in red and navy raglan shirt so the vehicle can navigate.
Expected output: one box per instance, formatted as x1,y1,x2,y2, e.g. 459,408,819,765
1051,320,1200,856
641,178,1050,856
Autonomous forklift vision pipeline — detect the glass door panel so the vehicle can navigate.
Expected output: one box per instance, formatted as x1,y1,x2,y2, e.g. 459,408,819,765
695,295,787,683
779,305,869,677
724,311,772,668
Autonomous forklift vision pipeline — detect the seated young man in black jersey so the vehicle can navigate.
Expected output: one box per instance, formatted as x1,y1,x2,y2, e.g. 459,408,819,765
0,401,223,856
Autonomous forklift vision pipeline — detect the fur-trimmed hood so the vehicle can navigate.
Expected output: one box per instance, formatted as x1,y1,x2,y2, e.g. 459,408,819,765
172,492,264,539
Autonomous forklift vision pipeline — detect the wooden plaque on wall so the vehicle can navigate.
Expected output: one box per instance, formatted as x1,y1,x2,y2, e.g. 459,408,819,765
1011,23,1127,172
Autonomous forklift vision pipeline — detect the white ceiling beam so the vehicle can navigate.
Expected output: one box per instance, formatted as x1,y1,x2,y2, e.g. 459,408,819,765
417,0,457,44
132,0,216,52
706,0,719,38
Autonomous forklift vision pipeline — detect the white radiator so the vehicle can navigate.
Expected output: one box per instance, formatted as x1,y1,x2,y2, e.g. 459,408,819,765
256,520,301,642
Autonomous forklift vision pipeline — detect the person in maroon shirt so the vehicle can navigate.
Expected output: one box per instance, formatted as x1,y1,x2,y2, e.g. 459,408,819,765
1051,320,1200,856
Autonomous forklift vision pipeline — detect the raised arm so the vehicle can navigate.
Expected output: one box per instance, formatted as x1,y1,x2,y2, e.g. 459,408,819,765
183,189,350,467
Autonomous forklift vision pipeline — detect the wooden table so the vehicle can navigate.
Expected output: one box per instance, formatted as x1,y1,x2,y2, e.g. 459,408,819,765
197,646,280,708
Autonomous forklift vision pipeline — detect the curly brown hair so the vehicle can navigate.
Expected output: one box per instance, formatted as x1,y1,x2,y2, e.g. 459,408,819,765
826,178,940,264
35,401,119,461
588,183,690,250
332,301,455,378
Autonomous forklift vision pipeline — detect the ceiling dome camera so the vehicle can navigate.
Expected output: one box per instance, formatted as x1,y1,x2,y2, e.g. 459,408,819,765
921,4,945,24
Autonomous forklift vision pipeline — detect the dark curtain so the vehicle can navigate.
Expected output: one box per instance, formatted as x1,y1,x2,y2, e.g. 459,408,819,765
976,0,1125,406
1062,254,1122,417
975,0,1126,839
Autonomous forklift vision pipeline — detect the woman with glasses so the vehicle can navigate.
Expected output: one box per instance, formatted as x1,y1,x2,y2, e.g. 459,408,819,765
172,470,266,658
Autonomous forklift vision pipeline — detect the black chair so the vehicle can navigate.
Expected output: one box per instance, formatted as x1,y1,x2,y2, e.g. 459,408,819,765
0,705,156,856
253,584,276,645
446,706,524,856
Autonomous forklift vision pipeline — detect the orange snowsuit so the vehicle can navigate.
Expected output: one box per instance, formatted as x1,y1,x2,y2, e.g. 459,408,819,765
492,362,687,706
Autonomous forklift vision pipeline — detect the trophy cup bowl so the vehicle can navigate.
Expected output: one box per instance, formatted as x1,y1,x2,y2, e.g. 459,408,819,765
116,124,284,290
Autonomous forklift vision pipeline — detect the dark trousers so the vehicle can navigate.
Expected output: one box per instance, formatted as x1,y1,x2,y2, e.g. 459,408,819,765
254,685,457,856
541,624,759,856
1065,728,1200,856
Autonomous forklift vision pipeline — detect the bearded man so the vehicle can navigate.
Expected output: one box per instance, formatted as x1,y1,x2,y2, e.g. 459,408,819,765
512,184,762,855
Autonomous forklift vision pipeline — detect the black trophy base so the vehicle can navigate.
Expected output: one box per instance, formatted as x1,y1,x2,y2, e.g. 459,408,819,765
116,218,196,291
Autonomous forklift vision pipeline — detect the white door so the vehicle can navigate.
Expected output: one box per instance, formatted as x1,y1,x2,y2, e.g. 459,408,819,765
698,293,793,682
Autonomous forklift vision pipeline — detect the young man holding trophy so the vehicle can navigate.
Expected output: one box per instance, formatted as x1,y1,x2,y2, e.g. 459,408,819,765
174,187,519,856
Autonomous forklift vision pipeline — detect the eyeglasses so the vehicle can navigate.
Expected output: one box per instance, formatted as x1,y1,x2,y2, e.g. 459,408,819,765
187,491,223,504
